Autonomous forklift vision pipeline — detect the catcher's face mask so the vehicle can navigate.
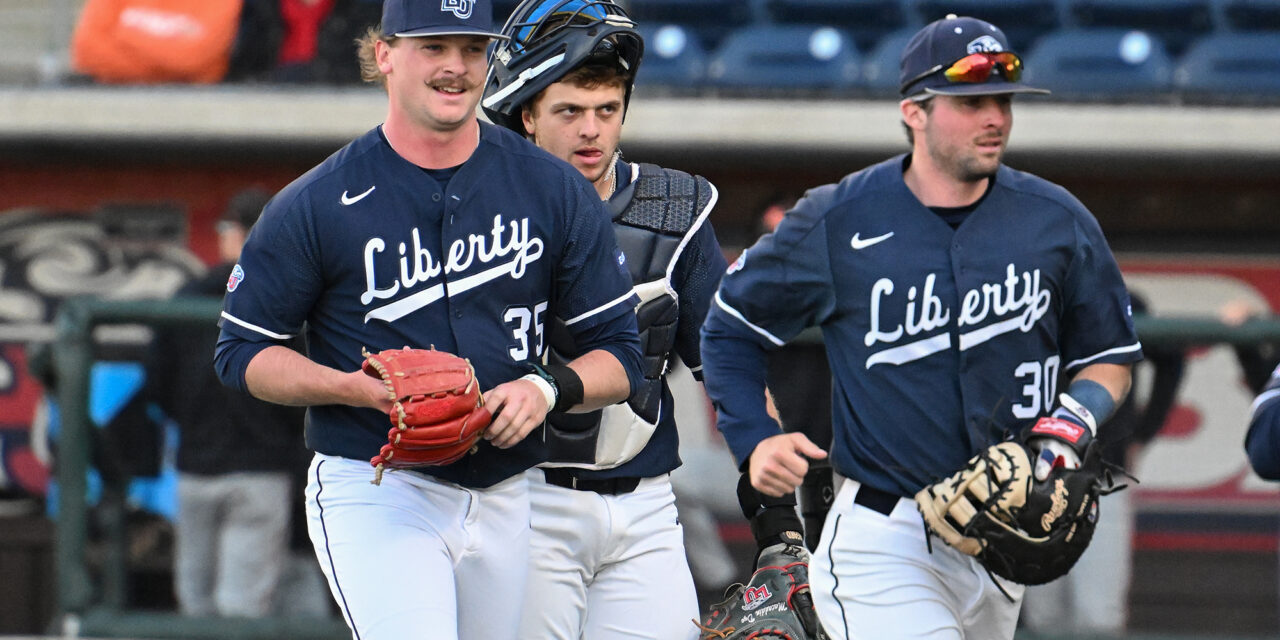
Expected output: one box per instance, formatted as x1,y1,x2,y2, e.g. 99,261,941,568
482,0,643,133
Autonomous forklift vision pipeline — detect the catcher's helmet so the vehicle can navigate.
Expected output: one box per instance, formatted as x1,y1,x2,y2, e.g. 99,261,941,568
482,0,643,133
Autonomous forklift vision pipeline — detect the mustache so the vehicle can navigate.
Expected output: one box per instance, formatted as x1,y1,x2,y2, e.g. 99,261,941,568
429,79,474,91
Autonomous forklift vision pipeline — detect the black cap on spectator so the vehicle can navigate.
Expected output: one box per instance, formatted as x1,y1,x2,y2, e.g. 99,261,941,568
220,187,270,230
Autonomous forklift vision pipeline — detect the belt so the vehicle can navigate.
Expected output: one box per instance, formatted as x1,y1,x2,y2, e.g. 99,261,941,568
542,468,641,495
853,483,901,516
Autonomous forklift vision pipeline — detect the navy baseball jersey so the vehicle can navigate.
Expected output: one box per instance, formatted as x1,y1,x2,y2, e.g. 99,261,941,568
701,155,1143,496
215,123,642,489
1245,363,1280,479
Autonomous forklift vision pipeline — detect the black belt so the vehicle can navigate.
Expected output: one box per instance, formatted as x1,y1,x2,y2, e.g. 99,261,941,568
542,468,641,495
853,483,901,516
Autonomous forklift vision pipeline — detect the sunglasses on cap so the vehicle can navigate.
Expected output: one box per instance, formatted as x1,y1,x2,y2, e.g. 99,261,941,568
901,51,1024,95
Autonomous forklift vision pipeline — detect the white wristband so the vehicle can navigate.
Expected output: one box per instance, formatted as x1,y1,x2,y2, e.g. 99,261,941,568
521,373,556,410
1056,392,1098,435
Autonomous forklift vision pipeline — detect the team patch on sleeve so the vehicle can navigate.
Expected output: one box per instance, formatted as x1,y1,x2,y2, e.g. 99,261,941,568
226,264,245,292
726,248,747,275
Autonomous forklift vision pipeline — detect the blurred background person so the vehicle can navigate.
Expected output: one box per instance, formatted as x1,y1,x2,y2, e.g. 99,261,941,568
756,193,835,551
143,188,311,618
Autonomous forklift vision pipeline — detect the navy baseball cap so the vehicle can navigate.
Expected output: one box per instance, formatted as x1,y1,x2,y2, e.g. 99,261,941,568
382,0,508,39
899,15,1048,98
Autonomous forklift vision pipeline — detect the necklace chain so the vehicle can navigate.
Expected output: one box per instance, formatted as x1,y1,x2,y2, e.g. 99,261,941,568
602,150,621,199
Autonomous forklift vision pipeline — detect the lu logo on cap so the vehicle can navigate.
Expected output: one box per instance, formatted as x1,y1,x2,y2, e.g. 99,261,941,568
381,0,507,39
441,0,474,19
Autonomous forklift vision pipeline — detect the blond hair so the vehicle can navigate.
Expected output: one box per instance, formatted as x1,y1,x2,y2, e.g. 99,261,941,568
356,27,398,87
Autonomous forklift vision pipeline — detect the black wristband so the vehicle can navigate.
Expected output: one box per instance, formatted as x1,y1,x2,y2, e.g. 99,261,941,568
736,471,797,520
530,363,584,412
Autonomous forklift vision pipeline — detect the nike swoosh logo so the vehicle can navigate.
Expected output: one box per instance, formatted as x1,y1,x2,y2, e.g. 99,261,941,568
340,186,376,206
850,231,894,250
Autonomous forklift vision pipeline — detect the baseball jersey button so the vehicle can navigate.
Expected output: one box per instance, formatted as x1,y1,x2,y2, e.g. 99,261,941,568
432,193,442,202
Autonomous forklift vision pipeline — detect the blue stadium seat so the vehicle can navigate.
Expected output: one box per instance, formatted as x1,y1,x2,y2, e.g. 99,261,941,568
706,24,862,93
762,0,913,51
1063,0,1214,55
908,0,1061,53
1218,0,1280,31
1175,32,1280,101
1022,28,1175,99
862,28,917,97
635,24,709,91
627,0,754,49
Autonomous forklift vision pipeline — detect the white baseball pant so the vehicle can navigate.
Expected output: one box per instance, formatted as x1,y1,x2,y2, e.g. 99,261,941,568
519,469,700,639
305,454,530,640
810,478,1024,639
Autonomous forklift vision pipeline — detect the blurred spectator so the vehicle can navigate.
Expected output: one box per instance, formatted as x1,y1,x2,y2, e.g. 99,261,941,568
227,0,382,84
1022,293,1186,636
143,188,310,617
1233,299,1280,476
71,0,242,84
1220,299,1280,394
757,193,835,550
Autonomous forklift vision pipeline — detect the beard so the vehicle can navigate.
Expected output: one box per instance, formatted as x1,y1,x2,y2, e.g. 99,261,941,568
928,137,1002,184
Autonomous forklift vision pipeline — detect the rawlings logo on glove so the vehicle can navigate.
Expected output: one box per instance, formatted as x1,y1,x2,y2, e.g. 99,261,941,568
362,347,491,485
914,418,1131,587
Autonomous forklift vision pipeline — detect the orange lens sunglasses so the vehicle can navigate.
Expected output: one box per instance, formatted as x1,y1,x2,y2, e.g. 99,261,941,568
901,52,1024,94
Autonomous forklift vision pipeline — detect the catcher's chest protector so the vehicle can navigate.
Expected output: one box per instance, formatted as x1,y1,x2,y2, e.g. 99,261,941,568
544,164,712,463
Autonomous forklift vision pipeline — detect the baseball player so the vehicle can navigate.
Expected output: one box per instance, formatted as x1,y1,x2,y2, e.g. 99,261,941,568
700,15,1143,639
212,1,644,638
481,1,727,637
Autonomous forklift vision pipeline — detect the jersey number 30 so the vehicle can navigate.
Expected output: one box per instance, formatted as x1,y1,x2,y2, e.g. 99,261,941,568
1011,355,1061,419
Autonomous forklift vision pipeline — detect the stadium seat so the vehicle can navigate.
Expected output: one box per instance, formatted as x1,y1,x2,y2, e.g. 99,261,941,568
1022,28,1175,99
627,0,754,49
1218,0,1280,31
908,0,1061,53
1063,0,1214,55
635,24,709,92
493,0,521,25
762,0,913,51
1175,32,1280,101
706,24,862,93
862,27,917,97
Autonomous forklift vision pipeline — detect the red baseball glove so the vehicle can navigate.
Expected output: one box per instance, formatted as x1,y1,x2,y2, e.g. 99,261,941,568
362,347,491,484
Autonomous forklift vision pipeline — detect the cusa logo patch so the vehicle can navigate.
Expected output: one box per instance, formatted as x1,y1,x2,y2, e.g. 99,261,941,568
726,249,747,275
227,264,245,292
741,584,772,611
